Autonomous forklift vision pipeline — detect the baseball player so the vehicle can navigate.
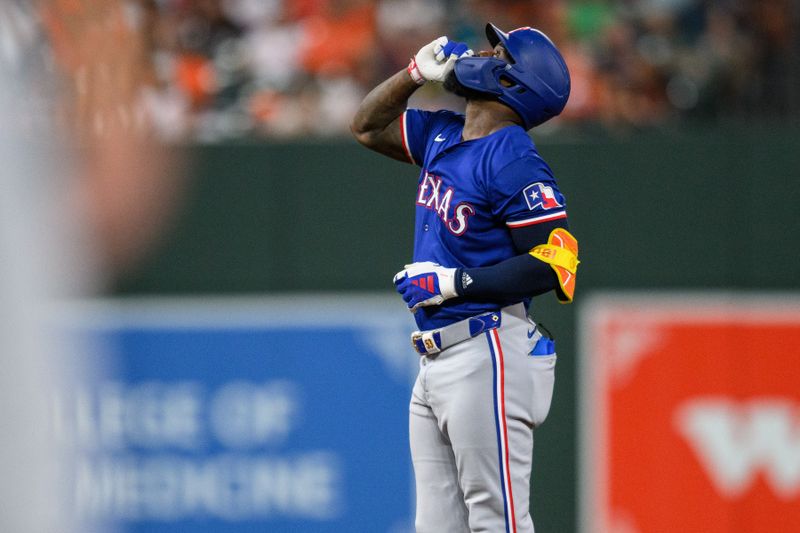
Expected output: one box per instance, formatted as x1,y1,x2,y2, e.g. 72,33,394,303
351,23,577,532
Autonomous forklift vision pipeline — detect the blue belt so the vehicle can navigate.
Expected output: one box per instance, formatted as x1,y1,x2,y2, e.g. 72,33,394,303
411,311,502,356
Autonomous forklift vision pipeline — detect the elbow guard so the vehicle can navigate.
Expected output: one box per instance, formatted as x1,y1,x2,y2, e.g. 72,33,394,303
529,228,580,303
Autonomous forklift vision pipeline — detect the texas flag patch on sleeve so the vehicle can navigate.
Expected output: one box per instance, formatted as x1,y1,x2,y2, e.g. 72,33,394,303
523,182,562,210
505,181,567,228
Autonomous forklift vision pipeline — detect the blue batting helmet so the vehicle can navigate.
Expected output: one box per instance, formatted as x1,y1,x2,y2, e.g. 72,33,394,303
453,23,571,129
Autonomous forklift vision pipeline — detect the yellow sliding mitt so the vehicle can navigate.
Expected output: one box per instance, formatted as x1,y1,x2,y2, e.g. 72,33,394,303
529,228,580,303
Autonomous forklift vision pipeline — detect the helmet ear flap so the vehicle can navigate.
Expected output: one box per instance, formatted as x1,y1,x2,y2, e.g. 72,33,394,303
453,57,506,97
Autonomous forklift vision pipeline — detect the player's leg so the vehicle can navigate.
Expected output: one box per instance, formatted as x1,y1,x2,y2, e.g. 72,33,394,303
426,304,556,532
425,334,516,532
409,372,470,532
490,312,557,532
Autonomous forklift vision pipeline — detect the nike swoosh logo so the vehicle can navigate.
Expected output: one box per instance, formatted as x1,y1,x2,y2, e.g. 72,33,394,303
527,329,536,339
434,134,446,142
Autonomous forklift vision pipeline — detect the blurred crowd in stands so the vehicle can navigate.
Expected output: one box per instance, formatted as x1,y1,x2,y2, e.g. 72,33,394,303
131,0,797,139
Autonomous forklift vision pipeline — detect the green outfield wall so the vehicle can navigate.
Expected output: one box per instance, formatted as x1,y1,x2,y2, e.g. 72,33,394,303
116,127,800,533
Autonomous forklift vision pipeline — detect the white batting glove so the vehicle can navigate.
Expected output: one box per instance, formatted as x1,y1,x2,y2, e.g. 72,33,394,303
407,37,474,84
393,261,459,312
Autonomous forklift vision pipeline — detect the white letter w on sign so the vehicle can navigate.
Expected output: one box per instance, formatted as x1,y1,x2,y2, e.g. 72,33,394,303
674,398,800,499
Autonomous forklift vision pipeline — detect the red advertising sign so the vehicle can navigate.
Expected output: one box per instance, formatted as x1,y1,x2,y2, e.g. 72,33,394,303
580,295,800,533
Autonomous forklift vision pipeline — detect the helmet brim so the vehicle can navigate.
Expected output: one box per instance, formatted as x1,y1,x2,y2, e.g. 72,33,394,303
485,23,509,50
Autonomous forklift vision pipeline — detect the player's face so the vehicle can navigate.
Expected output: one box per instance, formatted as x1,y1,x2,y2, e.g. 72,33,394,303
478,44,512,63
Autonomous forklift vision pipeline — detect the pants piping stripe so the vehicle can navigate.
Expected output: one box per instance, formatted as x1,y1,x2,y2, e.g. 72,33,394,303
487,329,517,533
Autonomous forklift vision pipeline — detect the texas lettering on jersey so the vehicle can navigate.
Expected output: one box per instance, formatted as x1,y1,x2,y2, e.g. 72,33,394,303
416,171,475,236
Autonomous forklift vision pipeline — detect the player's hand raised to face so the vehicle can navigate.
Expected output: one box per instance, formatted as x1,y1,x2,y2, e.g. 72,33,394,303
408,36,474,84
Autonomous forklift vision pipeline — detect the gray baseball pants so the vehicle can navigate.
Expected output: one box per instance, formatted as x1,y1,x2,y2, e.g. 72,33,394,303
409,303,556,533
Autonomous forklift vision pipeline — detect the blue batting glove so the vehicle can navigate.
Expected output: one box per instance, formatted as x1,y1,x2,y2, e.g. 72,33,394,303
436,40,472,62
393,262,459,312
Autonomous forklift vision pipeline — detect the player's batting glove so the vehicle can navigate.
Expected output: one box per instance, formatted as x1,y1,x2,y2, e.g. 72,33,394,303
393,261,459,312
407,37,474,84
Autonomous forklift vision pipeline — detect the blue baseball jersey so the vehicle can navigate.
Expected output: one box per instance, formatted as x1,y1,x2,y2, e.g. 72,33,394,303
400,109,568,330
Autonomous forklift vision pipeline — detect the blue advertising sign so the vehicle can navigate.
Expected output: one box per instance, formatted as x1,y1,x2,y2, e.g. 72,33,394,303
56,296,417,533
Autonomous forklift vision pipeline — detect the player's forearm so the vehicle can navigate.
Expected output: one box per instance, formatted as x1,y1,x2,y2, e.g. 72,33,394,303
456,254,559,300
350,69,420,140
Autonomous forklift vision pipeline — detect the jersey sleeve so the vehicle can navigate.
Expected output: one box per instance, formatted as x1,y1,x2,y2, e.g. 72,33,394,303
399,109,430,166
491,157,568,228
400,109,463,167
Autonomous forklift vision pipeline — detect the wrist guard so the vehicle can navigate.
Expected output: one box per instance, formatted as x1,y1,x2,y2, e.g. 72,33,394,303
407,57,426,85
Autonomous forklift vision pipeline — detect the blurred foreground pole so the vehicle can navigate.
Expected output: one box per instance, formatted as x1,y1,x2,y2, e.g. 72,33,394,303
0,1,181,530
0,5,90,531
